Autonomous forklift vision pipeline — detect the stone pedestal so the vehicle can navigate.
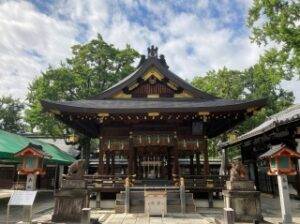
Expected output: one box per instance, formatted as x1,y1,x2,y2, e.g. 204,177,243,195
223,208,235,224
81,208,91,224
52,180,89,223
223,180,263,222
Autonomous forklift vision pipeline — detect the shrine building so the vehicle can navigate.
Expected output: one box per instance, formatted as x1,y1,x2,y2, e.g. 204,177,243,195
41,46,266,193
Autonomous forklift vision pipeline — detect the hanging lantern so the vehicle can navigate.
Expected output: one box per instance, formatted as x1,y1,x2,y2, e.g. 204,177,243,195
65,133,80,144
228,132,237,143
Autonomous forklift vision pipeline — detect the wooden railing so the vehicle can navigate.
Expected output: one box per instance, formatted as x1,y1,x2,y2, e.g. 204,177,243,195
84,174,228,192
183,175,228,191
85,175,126,190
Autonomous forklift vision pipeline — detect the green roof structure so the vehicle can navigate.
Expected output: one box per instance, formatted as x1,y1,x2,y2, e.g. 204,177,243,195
0,129,75,165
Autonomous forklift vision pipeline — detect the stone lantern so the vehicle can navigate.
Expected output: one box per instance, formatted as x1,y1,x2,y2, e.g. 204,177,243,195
15,143,51,190
260,144,300,224
260,144,300,176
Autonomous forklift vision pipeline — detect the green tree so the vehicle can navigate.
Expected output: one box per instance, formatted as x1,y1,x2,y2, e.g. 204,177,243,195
26,34,139,135
0,96,25,133
26,34,139,167
248,0,300,77
192,67,244,100
192,50,294,157
240,49,294,132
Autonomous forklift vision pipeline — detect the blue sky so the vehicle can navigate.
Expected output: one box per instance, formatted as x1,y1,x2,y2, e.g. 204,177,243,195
0,0,299,102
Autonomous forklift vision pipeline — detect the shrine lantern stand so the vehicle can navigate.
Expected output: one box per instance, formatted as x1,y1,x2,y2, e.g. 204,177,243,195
260,144,300,224
15,143,52,190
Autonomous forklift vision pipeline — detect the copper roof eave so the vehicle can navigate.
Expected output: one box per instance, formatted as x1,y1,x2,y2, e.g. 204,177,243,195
41,98,267,115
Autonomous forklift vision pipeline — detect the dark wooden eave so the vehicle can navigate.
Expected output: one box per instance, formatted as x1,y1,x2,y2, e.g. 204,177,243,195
41,98,266,114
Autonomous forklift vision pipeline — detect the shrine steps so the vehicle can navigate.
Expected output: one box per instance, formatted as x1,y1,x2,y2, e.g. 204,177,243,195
115,190,196,213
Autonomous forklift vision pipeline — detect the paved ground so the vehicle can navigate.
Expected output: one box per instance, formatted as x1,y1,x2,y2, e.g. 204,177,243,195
101,213,216,224
2,193,300,223
0,189,14,199
0,191,54,223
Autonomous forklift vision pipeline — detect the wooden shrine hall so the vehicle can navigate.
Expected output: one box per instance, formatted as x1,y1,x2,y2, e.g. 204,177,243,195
41,46,266,194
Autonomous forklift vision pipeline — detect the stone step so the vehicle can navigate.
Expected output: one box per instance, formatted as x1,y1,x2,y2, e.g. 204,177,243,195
116,193,194,204
115,205,196,214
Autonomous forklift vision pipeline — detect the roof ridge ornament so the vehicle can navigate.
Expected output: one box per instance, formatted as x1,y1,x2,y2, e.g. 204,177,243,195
159,54,169,68
147,45,158,58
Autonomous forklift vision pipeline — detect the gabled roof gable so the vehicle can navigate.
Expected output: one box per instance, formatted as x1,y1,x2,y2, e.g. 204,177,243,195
15,143,52,159
259,144,300,159
91,47,217,100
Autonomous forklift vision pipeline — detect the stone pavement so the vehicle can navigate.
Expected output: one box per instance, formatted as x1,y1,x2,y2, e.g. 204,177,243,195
102,213,216,224
0,189,14,199
23,193,300,224
0,191,54,223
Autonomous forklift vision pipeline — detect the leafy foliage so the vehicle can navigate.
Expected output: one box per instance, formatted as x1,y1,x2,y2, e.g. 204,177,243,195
25,35,139,169
0,96,25,133
26,34,139,136
192,50,294,157
248,0,300,77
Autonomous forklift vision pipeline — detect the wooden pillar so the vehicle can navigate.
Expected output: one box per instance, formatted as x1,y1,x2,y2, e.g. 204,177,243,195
208,191,213,208
203,139,209,176
96,192,101,208
105,152,110,175
111,153,115,175
190,154,194,175
167,148,172,179
196,152,200,175
128,132,134,176
98,136,104,175
253,161,260,191
134,148,138,177
173,132,179,177
295,138,300,197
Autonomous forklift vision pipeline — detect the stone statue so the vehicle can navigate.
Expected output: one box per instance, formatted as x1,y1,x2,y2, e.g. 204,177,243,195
224,160,262,222
52,159,88,222
64,159,86,180
229,160,248,181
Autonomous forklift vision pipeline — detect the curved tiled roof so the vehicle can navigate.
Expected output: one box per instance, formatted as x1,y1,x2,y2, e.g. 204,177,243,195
221,104,300,148
42,98,266,114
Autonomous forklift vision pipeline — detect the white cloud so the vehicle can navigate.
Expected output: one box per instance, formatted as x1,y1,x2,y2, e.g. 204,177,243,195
0,0,78,99
0,0,299,103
